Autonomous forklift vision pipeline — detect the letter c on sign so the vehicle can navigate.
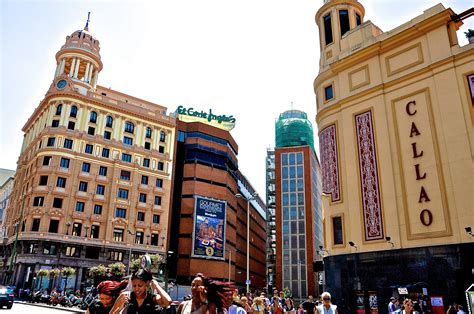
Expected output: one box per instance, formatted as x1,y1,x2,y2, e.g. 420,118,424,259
420,209,433,226
406,101,417,116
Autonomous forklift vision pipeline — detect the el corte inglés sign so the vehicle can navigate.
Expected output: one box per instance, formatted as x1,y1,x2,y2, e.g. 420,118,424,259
175,106,236,131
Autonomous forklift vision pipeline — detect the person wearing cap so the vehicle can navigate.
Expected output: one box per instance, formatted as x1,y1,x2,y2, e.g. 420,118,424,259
388,297,397,314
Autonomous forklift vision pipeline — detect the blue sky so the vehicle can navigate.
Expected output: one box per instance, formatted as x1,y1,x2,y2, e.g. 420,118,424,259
1,0,473,196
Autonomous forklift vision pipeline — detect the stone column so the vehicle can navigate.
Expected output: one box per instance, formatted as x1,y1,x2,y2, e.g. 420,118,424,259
84,62,90,82
69,58,76,77
88,66,94,83
74,58,81,78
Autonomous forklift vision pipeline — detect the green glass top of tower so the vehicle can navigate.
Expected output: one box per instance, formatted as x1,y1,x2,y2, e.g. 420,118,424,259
275,110,315,151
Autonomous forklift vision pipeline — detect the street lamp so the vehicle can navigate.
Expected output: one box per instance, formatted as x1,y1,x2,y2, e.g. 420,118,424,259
127,229,135,276
225,248,237,282
164,251,174,292
235,191,257,295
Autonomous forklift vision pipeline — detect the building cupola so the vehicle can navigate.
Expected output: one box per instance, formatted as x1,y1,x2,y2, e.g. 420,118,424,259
53,13,103,90
315,0,365,70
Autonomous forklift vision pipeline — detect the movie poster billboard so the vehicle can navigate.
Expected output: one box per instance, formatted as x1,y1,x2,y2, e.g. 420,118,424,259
192,196,226,260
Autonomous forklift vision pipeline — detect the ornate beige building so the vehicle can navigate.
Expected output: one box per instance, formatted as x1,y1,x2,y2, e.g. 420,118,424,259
2,21,175,288
315,0,473,312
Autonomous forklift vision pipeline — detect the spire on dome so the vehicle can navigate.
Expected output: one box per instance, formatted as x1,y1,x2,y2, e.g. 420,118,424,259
84,12,91,31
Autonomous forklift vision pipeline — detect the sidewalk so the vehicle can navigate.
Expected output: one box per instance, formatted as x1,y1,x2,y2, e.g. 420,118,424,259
14,300,86,313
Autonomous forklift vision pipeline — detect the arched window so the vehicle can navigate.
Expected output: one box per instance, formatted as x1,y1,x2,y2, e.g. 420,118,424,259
146,127,152,138
70,105,78,118
90,111,97,123
124,121,135,134
56,104,62,115
106,116,113,128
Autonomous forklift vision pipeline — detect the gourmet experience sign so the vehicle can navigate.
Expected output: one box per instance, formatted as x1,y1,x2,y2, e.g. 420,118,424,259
176,106,236,131
192,196,226,260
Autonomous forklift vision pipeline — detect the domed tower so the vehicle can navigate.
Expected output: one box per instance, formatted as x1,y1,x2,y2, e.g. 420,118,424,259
315,0,365,70
275,109,315,151
53,13,103,91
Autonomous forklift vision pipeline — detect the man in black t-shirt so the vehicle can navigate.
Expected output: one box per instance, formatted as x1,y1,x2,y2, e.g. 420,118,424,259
302,295,316,314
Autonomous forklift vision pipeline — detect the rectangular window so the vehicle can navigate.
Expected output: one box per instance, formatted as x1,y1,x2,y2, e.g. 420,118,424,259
85,144,93,154
42,156,52,166
323,13,333,45
103,130,111,140
65,246,81,257
48,219,59,233
64,139,73,149
118,189,129,199
52,197,63,208
43,243,58,255
339,10,350,36
154,196,162,206
72,222,82,236
123,136,133,145
56,177,66,188
143,158,150,168
153,214,160,224
139,193,147,203
31,218,41,231
120,170,131,181
156,178,163,188
47,137,56,147
82,162,91,173
158,146,165,154
151,234,159,246
356,13,361,26
141,175,149,185
99,166,107,176
177,131,186,142
121,153,132,162
60,157,70,169
102,148,110,158
33,196,44,207
137,212,145,221
96,184,105,195
135,232,144,244
85,247,100,259
51,120,59,128
79,181,88,192
94,204,103,215
157,162,164,171
108,251,123,261
324,85,334,101
113,228,124,241
333,216,343,245
88,126,95,136
27,243,38,254
75,201,85,212
68,121,75,130
91,225,100,238
39,175,48,186
145,128,152,138
115,208,126,218
144,142,151,150
160,131,166,142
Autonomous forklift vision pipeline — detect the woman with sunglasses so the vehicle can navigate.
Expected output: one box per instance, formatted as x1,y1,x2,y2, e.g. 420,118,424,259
315,292,338,314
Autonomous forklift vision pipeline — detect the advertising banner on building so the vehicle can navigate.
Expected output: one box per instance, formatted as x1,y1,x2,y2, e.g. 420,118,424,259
192,196,226,260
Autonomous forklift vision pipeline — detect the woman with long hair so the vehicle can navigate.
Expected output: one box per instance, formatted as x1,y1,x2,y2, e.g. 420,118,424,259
177,273,233,314
111,269,172,313
87,280,128,314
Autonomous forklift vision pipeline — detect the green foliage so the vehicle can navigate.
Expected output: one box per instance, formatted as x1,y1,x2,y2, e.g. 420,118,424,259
130,254,163,272
89,264,107,278
61,267,76,277
282,287,292,298
108,262,126,277
37,269,49,277
465,29,474,38
50,268,61,277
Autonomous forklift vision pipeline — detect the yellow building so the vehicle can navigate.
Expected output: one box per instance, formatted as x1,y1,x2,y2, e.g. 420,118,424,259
314,0,473,311
2,20,176,288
